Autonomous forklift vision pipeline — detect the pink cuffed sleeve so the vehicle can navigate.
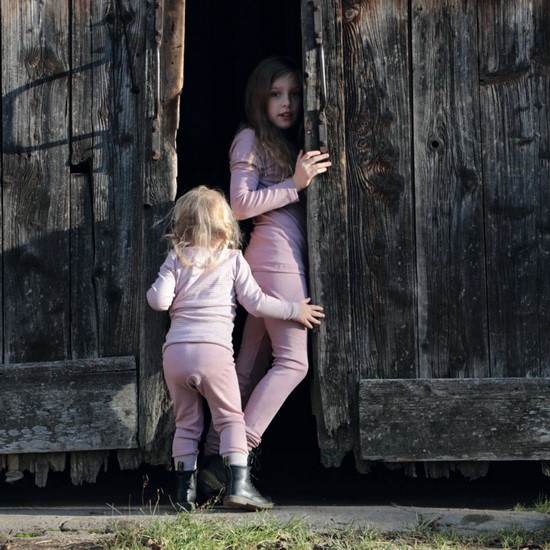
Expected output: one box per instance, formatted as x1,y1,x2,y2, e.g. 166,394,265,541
146,252,178,311
233,252,299,320
229,129,300,220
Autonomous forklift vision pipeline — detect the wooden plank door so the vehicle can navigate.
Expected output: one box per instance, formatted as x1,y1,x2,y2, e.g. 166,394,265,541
302,0,354,466
304,0,550,469
1,0,183,484
413,0,488,379
479,0,546,378
302,0,417,469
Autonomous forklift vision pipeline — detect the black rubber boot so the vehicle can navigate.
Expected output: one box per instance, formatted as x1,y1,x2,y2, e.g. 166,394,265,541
197,454,226,505
175,464,197,511
222,460,273,511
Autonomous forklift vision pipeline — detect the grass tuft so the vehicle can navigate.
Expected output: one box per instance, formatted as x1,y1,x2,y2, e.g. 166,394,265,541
514,494,550,515
106,514,550,550
534,494,550,515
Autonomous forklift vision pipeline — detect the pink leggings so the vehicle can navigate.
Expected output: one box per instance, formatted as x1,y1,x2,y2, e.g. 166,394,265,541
163,343,248,458
204,271,309,454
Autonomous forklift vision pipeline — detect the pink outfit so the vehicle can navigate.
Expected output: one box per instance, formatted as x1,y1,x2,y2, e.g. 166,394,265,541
163,343,246,456
204,128,310,454
230,128,307,275
147,247,301,458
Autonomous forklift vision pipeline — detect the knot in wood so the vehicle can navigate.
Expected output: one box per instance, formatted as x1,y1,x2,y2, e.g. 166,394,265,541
428,136,444,154
344,7,359,22
343,1,360,22
24,47,66,78
461,169,479,195
365,173,404,208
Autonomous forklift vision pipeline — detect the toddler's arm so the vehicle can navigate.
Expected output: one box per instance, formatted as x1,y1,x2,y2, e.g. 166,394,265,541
234,253,324,328
146,252,177,311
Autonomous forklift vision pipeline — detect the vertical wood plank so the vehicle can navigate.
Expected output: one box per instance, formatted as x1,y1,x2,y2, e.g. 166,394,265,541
70,174,99,358
344,0,417,383
0,1,3,365
302,0,354,467
70,0,94,168
413,0,488,378
69,0,99,358
533,0,550,375
478,1,539,377
89,0,145,358
2,0,71,363
138,0,184,454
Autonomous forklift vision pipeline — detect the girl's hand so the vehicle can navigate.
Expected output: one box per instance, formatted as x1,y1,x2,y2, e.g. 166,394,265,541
296,298,325,329
292,150,331,191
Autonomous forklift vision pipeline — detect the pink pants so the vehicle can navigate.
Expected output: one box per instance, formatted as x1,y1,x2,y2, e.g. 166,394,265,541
204,271,309,454
163,343,248,458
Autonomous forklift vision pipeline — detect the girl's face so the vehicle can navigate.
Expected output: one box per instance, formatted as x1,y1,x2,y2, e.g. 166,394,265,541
266,73,301,130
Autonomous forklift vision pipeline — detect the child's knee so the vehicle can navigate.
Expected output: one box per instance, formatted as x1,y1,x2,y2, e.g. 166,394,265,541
273,357,308,385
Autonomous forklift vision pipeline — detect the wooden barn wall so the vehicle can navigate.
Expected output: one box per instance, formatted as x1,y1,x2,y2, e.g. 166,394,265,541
302,0,355,457
0,0,184,486
413,1,488,379
307,0,550,470
536,0,550,375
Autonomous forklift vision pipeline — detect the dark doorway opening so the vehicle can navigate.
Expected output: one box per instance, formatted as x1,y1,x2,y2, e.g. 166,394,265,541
177,1,302,198
176,0,320,478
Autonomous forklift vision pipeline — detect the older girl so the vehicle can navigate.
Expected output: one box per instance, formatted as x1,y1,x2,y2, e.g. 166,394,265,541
200,56,331,500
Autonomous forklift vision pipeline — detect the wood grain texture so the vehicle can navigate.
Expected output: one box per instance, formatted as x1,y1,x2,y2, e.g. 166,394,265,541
302,0,352,456
344,0,416,379
90,0,145,358
337,0,416,471
0,453,66,487
412,0,488,378
2,0,71,363
70,0,99,359
0,0,178,475
479,1,539,377
0,357,138,453
70,451,110,486
533,0,550,376
359,378,550,461
70,174,100,359
138,0,184,455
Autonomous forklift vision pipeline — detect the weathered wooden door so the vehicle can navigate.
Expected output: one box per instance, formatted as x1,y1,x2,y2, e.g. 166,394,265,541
1,0,184,485
303,0,550,474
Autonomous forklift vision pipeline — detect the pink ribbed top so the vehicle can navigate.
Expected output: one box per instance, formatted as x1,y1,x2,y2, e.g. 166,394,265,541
230,128,307,275
146,248,299,352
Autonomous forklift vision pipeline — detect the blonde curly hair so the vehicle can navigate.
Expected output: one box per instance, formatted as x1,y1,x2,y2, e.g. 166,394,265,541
166,186,241,267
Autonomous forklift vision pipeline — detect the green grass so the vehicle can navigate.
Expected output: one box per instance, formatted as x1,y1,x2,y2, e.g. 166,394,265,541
514,493,550,514
534,494,550,514
107,513,550,550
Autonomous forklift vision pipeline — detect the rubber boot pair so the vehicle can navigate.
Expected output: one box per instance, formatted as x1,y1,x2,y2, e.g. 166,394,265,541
175,462,197,511
222,457,273,511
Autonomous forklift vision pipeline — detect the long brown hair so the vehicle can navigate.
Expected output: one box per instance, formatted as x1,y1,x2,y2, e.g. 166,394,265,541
244,56,303,178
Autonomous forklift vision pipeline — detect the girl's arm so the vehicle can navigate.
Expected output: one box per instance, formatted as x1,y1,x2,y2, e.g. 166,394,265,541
230,129,300,220
234,253,324,328
146,252,177,311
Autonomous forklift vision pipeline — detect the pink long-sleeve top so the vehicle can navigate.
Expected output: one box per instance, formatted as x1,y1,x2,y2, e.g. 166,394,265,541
230,128,307,275
146,248,300,352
